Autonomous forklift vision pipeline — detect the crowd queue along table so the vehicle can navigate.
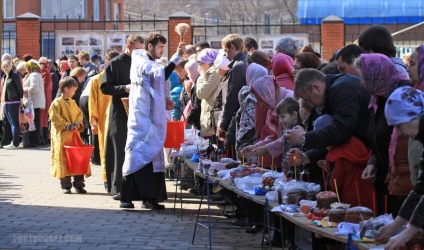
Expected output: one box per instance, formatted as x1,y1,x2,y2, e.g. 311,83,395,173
182,157,384,250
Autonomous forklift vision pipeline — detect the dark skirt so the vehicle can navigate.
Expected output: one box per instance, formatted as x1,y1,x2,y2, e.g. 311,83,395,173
121,162,167,203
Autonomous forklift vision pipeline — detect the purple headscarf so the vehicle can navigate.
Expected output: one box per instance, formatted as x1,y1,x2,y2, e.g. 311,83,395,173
416,45,424,91
185,59,199,84
360,53,409,111
361,53,409,98
251,75,276,110
197,49,219,65
246,63,268,87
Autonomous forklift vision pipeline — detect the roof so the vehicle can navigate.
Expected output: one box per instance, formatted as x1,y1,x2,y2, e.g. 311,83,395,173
297,0,424,24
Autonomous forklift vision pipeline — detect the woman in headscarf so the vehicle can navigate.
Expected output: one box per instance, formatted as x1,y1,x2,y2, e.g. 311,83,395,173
355,53,411,216
271,52,295,90
185,59,201,130
244,63,268,150
375,86,424,249
241,75,294,168
22,60,45,148
406,45,424,189
196,48,220,137
235,86,256,160
59,60,70,77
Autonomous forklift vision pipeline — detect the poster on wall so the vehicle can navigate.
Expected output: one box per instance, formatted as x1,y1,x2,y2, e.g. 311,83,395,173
56,31,169,60
57,32,105,58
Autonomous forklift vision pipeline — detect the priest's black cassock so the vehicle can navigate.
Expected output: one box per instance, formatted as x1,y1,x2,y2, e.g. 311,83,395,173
100,53,131,195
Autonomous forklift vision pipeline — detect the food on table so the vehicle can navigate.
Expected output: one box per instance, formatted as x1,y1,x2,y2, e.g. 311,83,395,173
286,190,308,205
316,191,338,209
345,206,374,224
329,207,348,223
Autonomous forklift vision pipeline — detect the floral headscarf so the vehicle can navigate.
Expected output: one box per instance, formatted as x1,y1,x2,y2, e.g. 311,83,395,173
251,75,276,110
385,86,424,126
361,53,408,97
360,53,409,111
416,45,424,90
246,63,267,87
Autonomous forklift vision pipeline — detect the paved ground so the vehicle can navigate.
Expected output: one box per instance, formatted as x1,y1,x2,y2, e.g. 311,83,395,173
0,146,264,250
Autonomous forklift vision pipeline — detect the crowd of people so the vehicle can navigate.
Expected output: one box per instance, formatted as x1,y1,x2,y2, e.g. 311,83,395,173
0,24,423,249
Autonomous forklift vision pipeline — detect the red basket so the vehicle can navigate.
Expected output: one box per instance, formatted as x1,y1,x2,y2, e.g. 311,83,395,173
64,130,94,175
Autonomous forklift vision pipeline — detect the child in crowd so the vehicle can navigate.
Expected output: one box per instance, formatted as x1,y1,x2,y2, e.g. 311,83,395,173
299,98,312,125
49,76,89,194
275,97,304,177
289,114,376,208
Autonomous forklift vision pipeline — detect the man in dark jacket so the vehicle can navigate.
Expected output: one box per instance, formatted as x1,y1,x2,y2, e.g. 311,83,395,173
218,34,247,157
285,68,371,165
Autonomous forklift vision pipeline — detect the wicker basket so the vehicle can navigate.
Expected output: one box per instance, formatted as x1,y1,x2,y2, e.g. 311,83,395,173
121,97,129,116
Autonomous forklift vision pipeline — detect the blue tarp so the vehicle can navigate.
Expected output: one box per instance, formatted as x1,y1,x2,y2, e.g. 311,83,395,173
297,0,424,24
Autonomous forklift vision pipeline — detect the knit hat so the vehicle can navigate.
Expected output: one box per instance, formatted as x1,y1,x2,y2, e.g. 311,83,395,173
214,50,230,70
313,114,333,131
197,48,219,65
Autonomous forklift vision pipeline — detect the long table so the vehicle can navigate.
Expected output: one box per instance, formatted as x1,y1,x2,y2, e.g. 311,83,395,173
183,158,383,249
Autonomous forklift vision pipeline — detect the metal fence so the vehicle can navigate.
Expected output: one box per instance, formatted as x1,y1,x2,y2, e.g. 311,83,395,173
191,19,322,53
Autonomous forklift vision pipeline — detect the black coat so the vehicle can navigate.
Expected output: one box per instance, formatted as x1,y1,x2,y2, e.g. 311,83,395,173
186,81,201,130
3,71,23,102
220,52,247,131
305,74,371,164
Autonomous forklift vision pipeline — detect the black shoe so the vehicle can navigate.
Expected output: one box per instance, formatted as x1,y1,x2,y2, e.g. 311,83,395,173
120,202,135,209
75,187,87,194
245,225,262,234
62,188,72,194
142,200,165,210
113,193,121,200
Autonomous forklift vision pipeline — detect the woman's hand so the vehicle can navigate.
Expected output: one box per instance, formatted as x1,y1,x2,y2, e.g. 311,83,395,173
241,145,256,157
251,146,268,157
362,164,376,182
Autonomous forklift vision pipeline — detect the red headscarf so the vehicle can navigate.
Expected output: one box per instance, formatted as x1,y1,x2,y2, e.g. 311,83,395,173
60,60,70,76
271,53,294,90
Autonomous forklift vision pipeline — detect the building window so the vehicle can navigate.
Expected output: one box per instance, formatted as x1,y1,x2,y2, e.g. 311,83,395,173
41,32,55,60
3,0,15,19
114,3,121,20
106,0,111,21
41,0,86,19
2,24,16,56
93,0,100,21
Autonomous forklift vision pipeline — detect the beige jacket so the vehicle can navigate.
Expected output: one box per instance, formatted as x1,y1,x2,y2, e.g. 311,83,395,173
23,72,45,109
196,65,221,137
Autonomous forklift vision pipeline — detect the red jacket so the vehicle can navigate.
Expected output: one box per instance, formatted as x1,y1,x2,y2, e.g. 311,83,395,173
327,136,376,210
